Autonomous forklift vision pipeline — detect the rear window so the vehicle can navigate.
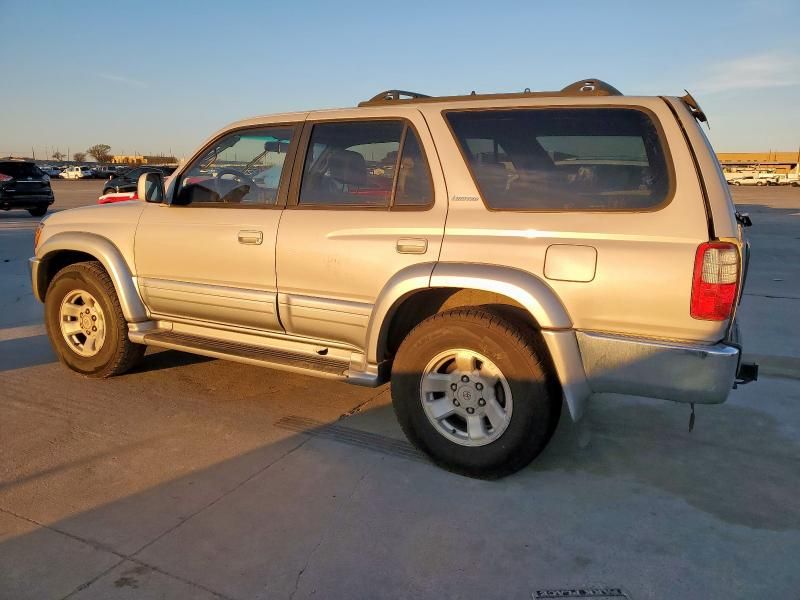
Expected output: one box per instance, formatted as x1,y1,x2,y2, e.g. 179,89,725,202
0,162,43,178
446,108,671,211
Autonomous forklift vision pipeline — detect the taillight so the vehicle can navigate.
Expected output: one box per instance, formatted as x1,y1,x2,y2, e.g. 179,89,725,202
0,173,12,184
690,242,739,320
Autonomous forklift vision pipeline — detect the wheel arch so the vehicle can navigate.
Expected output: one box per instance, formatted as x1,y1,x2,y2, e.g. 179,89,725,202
365,263,591,420
35,232,148,323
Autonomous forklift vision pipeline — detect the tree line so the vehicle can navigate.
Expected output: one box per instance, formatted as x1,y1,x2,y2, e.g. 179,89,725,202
51,144,112,163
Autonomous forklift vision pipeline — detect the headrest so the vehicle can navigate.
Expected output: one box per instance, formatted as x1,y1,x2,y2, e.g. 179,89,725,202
328,149,367,187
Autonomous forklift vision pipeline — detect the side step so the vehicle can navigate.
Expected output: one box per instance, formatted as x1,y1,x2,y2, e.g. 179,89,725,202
142,330,350,379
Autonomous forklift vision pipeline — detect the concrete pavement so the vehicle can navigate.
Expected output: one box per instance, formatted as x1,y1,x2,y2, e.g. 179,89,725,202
1,182,798,599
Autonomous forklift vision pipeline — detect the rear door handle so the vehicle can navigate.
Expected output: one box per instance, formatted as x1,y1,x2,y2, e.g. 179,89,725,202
238,230,263,245
396,238,428,254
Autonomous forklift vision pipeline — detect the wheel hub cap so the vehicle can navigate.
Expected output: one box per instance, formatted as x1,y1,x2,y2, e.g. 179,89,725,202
419,349,513,447
58,289,106,357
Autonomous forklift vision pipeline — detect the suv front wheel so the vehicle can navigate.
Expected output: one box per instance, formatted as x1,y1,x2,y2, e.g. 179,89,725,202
391,308,561,479
45,261,145,377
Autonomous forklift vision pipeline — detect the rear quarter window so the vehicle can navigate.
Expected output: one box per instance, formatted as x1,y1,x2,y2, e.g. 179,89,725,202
446,107,672,211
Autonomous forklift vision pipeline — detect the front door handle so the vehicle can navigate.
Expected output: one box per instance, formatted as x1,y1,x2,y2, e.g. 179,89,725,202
396,238,428,254
238,230,263,245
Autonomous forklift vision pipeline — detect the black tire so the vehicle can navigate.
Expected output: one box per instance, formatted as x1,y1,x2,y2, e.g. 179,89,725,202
28,206,47,217
391,307,561,479
44,261,145,378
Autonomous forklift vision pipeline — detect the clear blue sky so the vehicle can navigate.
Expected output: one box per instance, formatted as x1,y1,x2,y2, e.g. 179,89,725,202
1,0,798,160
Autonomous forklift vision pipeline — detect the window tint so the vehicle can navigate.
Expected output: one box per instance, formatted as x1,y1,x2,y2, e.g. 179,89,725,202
0,162,43,178
446,108,670,211
177,125,296,206
299,121,402,207
394,130,433,207
299,121,433,208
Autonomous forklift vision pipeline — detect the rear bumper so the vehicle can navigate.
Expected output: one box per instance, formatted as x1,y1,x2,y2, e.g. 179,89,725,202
577,331,740,404
1,194,54,209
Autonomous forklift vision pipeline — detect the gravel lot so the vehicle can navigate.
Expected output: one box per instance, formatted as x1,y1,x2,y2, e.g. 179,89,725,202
1,183,799,599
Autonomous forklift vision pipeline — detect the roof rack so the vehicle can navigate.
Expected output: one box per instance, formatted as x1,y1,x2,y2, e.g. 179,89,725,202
680,90,708,124
358,79,622,107
358,90,431,106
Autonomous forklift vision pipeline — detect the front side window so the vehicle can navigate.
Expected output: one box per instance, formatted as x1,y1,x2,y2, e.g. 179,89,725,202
177,125,296,206
446,108,671,211
298,120,433,208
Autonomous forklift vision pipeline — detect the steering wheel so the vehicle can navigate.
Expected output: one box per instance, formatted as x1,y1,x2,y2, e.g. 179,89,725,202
214,167,259,203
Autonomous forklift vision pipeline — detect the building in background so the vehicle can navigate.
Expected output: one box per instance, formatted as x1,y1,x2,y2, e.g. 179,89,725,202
717,151,800,174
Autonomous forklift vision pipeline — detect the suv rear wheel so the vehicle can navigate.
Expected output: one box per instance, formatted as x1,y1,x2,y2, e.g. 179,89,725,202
391,307,561,479
45,261,145,377
28,206,47,217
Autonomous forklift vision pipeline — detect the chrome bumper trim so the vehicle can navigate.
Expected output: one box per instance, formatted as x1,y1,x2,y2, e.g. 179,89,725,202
577,331,739,404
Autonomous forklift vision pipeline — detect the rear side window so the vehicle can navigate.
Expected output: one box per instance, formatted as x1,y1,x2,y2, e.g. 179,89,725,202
446,108,671,211
298,120,433,208
0,162,43,178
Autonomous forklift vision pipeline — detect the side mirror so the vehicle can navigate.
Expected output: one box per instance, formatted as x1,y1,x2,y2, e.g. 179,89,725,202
137,172,165,203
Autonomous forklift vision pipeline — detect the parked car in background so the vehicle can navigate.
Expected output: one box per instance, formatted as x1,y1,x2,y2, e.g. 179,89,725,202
93,166,119,179
774,173,800,186
102,166,175,195
98,190,138,204
61,165,95,180
0,159,55,216
729,171,780,186
40,165,62,178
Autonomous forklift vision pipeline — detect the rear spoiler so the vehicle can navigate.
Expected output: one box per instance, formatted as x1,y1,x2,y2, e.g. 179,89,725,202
680,90,708,126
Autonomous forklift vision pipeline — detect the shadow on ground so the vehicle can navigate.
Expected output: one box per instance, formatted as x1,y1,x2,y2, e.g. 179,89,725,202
1,369,799,599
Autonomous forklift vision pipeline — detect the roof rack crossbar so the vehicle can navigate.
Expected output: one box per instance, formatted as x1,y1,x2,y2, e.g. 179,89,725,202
358,90,431,106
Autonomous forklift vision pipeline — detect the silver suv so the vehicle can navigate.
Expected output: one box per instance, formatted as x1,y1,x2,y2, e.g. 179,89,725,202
30,79,757,478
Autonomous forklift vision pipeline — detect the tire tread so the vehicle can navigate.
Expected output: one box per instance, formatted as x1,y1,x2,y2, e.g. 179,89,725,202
47,261,144,378
391,306,561,478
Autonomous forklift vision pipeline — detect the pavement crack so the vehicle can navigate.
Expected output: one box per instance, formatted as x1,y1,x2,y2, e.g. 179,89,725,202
125,557,236,600
288,462,375,600
2,502,242,600
131,436,312,558
338,388,386,420
0,506,125,559
60,558,127,600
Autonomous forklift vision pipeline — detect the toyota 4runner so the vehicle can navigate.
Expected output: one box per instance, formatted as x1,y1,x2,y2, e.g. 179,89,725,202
30,79,757,478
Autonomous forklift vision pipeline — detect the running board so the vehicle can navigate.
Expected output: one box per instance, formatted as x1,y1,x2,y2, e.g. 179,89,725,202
141,330,350,379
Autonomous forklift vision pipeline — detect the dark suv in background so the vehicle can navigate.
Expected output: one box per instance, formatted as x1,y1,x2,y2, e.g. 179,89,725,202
0,160,55,217
102,166,176,195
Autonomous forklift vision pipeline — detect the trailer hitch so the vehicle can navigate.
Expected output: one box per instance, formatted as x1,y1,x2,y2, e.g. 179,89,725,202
734,362,759,388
